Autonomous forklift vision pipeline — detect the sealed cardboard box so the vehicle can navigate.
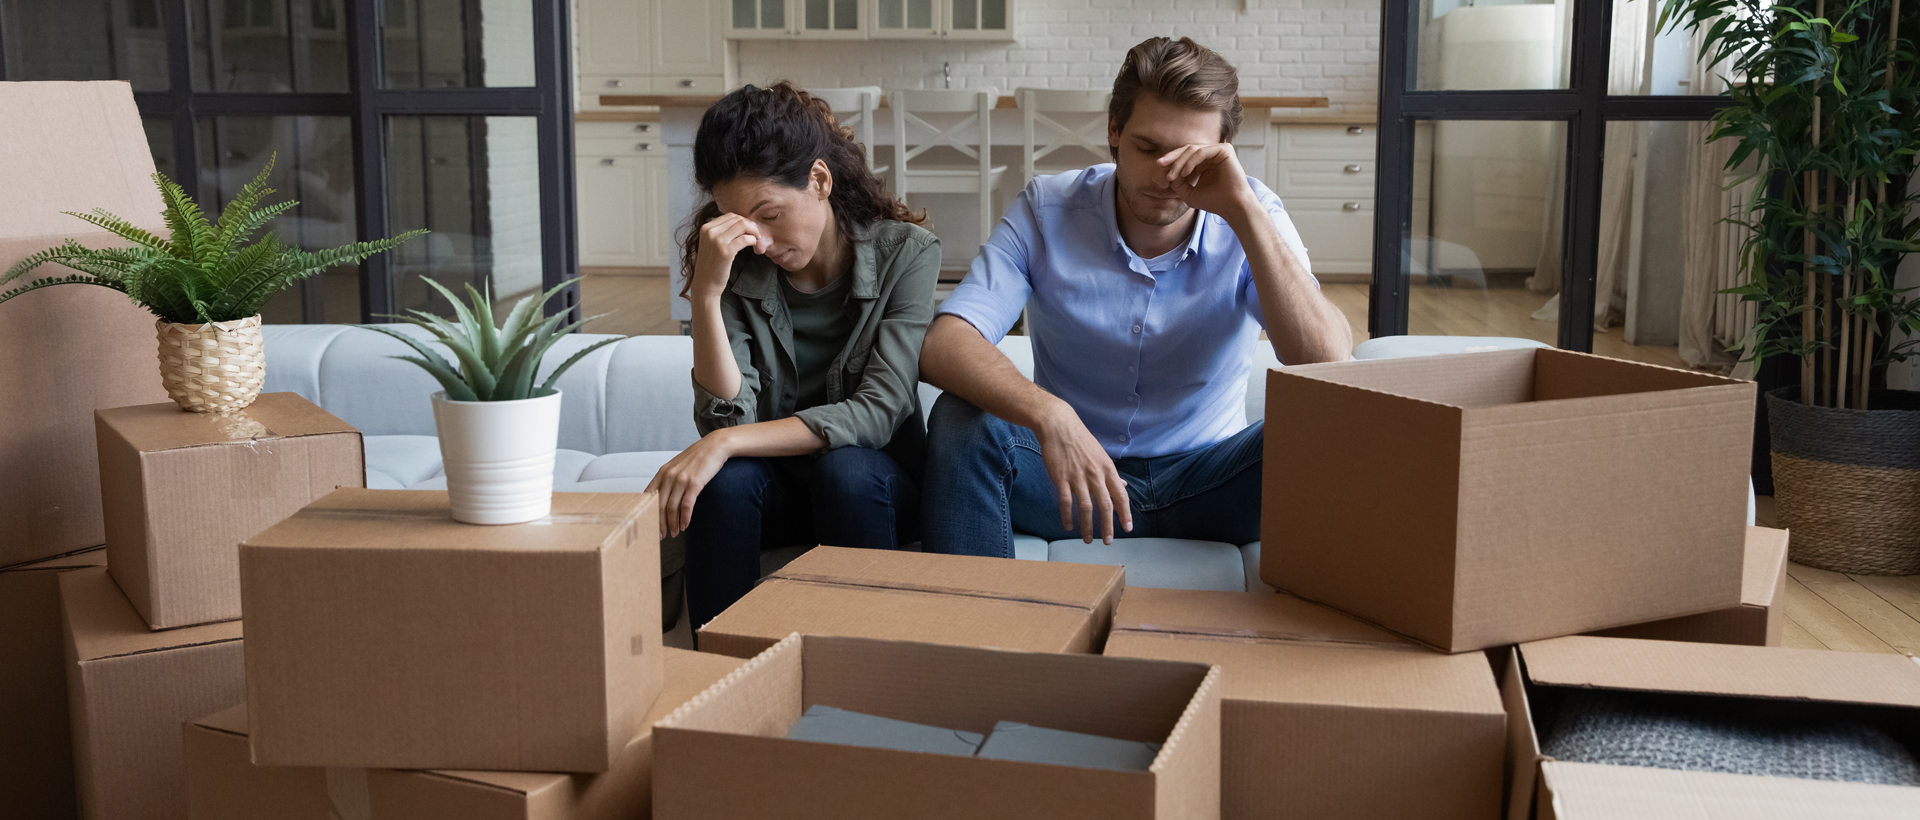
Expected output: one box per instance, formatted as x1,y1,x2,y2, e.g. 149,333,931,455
1586,526,1790,647
1262,348,1755,652
183,647,743,820
1503,635,1920,820
61,565,245,820
697,546,1125,658
0,548,107,820
654,634,1221,820
97,392,364,629
1104,587,1505,820
0,81,172,568
240,489,661,772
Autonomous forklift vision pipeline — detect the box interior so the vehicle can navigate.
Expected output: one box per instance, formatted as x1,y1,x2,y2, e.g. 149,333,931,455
667,635,1209,754
1283,348,1744,410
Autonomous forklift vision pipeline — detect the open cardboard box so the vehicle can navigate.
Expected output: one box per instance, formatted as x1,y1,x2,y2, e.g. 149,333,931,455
240,489,662,772
697,546,1125,658
184,648,744,820
1585,526,1790,647
0,81,172,569
1502,635,1920,819
1104,587,1506,820
1262,348,1756,652
97,392,364,629
653,634,1221,819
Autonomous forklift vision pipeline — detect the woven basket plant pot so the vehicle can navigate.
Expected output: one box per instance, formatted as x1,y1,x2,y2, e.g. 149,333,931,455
156,315,266,413
1766,387,1920,575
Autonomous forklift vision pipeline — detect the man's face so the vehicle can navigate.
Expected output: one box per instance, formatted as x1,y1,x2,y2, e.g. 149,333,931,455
1108,93,1225,228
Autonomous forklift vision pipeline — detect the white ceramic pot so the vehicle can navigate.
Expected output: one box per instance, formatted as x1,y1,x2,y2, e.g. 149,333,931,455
431,390,563,525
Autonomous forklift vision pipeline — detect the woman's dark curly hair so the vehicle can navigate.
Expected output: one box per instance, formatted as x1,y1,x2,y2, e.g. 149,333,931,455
679,81,923,296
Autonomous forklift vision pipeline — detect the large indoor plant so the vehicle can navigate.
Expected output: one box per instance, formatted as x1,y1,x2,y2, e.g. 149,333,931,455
0,157,424,413
363,278,618,525
1662,0,1920,573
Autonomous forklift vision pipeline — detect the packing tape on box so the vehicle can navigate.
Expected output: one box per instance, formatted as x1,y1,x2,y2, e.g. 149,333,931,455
772,574,1097,613
325,767,372,820
1108,622,1416,650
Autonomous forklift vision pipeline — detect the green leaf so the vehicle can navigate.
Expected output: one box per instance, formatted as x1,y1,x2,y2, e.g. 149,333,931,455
536,336,623,395
354,325,481,402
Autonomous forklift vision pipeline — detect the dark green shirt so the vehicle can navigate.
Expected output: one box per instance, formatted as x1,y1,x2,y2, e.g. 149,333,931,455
779,272,854,412
692,220,941,476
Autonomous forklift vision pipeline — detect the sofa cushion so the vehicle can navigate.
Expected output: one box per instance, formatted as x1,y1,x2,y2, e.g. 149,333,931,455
1045,538,1246,592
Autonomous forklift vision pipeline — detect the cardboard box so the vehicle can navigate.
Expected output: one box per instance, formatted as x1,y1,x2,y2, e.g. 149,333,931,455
0,548,107,820
654,634,1222,820
1502,635,1920,819
1585,526,1790,647
97,392,365,629
61,565,245,820
182,647,744,820
696,546,1126,658
240,488,662,772
1104,587,1506,820
1261,348,1756,652
0,81,174,568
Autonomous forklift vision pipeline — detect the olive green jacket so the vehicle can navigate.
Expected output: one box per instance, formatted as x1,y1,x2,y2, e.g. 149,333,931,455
692,220,940,475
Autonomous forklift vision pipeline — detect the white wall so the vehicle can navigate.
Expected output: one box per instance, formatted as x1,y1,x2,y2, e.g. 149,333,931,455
483,0,546,299
734,0,1381,113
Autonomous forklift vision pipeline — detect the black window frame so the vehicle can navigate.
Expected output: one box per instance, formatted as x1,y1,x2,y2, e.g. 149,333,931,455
1370,0,1732,351
0,0,579,324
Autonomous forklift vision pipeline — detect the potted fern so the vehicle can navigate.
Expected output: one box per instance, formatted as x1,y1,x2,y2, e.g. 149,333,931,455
1660,0,1920,573
0,157,424,413
362,278,619,525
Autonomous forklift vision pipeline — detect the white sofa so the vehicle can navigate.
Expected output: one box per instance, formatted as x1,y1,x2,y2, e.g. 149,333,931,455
261,324,1284,595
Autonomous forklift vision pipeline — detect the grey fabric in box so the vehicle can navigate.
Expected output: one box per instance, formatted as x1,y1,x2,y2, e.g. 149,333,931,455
976,722,1162,772
1542,689,1920,787
784,705,984,757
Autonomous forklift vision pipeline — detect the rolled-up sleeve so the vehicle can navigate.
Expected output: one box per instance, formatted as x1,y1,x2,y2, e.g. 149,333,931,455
936,183,1038,344
1243,196,1317,329
794,235,941,450
691,294,761,435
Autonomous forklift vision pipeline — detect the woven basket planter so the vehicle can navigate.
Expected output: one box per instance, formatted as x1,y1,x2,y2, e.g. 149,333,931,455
1766,387,1920,575
156,315,266,413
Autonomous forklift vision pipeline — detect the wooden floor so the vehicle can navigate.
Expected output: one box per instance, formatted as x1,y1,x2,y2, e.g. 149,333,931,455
584,272,1920,656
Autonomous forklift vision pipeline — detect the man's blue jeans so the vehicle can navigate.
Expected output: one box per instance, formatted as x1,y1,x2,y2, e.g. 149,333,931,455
921,393,1263,557
682,446,919,629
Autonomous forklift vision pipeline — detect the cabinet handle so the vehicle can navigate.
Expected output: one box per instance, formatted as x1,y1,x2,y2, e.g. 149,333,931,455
635,123,651,132
679,79,695,88
1342,202,1361,212
1344,164,1363,173
1346,126,1365,135
607,79,624,88
600,158,616,166
636,143,652,151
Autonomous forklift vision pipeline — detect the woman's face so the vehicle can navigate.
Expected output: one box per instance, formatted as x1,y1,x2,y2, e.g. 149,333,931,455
710,160,835,272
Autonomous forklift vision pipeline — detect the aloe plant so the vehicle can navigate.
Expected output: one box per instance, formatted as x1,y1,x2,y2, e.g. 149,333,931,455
0,155,425,324
362,277,619,402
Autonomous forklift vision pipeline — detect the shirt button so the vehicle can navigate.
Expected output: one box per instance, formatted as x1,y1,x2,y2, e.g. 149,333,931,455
1128,395,1137,403
1127,365,1136,373
1116,434,1128,443
1132,324,1142,333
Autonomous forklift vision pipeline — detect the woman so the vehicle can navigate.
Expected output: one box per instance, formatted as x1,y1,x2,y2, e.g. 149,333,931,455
646,82,940,630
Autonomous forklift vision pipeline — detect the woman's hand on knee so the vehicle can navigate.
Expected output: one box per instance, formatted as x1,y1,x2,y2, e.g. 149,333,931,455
644,433,736,539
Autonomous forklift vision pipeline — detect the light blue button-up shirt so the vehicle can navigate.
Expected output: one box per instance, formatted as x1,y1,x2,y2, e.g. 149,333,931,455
939,164,1313,459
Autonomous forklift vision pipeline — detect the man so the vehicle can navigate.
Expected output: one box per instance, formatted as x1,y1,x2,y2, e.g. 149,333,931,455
919,36,1352,556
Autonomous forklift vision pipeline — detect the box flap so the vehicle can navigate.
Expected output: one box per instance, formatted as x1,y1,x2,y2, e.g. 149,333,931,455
1742,527,1790,607
1520,636,1920,708
1503,647,1543,820
0,82,163,243
1538,760,1920,819
192,703,250,736
97,393,360,453
243,489,648,554
1,546,107,573
59,566,241,663
771,546,1123,610
1110,587,1410,647
699,581,1104,658
1531,349,1748,403
1273,348,1537,409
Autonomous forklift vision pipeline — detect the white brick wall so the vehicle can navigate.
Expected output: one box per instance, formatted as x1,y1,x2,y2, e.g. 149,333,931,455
735,0,1380,113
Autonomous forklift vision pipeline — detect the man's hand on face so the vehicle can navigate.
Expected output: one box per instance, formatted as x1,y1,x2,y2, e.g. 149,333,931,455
1158,143,1257,218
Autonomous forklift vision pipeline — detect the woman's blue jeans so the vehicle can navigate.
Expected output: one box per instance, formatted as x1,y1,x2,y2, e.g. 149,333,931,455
682,445,919,630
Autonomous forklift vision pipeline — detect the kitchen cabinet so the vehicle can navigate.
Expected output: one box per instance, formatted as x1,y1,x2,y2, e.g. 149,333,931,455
730,0,867,39
868,0,1012,41
576,0,726,106
577,121,670,267
1269,122,1375,278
